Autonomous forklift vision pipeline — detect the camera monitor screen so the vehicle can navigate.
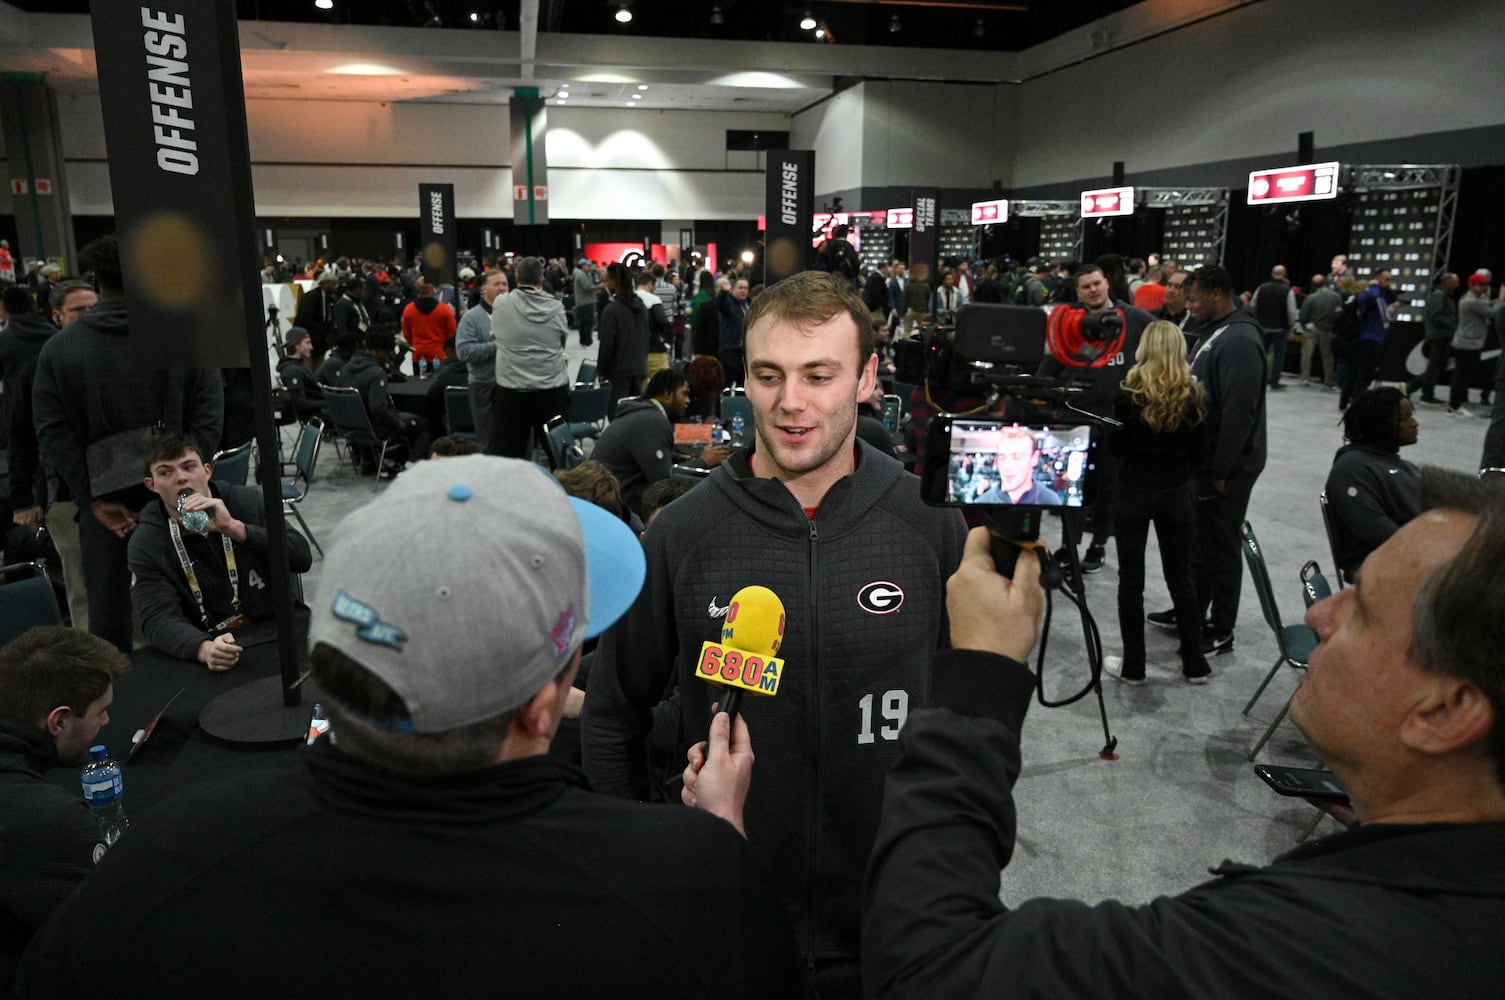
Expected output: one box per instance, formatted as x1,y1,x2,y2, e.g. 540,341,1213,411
924,418,1097,509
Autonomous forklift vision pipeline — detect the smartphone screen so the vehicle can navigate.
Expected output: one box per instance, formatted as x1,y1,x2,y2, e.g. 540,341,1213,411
922,417,1098,509
1254,764,1350,804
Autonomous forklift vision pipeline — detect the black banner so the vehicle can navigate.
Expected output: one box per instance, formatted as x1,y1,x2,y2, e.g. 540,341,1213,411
909,188,940,287
764,149,814,285
418,183,457,287
92,0,257,367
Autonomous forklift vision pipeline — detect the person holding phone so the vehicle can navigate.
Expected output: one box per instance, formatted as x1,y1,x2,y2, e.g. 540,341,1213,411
1105,320,1212,685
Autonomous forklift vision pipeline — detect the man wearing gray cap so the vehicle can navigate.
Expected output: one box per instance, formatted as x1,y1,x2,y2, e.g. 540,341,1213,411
18,456,805,999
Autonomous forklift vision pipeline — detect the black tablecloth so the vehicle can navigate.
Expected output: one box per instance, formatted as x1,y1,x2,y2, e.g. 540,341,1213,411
45,643,312,811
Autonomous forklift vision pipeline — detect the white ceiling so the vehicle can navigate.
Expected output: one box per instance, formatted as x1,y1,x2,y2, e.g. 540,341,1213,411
0,0,1251,114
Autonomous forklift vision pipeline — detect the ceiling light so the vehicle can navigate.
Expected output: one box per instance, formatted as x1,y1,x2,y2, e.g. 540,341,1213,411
740,250,755,264
814,25,825,38
631,94,642,100
973,17,984,36
468,11,479,22
614,5,632,22
710,5,724,24
637,84,649,91
889,13,900,32
625,102,636,107
799,11,816,30
314,0,333,9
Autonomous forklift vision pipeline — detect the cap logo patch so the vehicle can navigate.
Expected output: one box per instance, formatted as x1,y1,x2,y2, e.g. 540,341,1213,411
332,591,408,650
550,606,577,659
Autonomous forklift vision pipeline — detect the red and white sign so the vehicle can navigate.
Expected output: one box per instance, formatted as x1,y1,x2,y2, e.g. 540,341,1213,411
33,179,52,195
513,185,527,200
1080,186,1135,219
9,179,26,195
1247,161,1340,205
533,185,548,200
970,198,1009,225
886,208,914,229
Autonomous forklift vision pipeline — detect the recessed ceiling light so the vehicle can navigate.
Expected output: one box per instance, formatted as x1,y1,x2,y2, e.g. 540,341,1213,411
314,0,333,9
626,102,636,107
631,93,642,99
468,11,478,22
799,11,816,29
614,6,632,22
814,26,824,38
889,13,901,32
637,84,648,91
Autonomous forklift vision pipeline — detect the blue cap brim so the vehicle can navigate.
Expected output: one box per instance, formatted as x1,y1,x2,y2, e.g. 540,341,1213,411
567,497,646,639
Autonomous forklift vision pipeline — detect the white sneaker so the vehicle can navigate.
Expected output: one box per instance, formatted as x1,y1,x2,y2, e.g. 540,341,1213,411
1103,656,1147,686
1448,406,1474,418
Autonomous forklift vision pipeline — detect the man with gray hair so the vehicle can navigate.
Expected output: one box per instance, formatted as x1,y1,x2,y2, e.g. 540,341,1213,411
454,268,508,451
491,256,571,461
19,457,804,998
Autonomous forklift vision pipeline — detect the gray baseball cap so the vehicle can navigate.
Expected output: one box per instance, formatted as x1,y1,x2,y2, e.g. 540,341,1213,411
309,456,645,732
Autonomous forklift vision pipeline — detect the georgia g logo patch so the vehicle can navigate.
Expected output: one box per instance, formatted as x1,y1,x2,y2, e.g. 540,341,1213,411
857,581,905,615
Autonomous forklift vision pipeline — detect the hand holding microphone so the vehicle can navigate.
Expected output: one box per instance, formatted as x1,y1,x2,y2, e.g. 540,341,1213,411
682,709,754,836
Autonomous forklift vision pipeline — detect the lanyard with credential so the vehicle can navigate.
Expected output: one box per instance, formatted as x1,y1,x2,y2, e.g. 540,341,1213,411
168,518,240,629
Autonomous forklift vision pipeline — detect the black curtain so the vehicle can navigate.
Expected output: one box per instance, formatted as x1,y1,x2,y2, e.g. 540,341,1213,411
1222,197,1350,295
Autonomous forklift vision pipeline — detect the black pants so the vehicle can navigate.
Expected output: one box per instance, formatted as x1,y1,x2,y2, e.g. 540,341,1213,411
607,376,642,420
1411,338,1451,400
720,348,745,388
79,507,134,652
1114,481,1209,675
1340,339,1382,409
382,413,429,465
575,305,595,347
1192,475,1256,634
493,383,570,462
1479,357,1505,469
1450,347,1481,410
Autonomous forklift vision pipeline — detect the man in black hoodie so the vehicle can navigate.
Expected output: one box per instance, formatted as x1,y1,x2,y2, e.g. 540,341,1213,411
1149,264,1266,655
31,235,224,652
1325,387,1420,580
0,627,126,993
337,326,427,477
275,328,326,422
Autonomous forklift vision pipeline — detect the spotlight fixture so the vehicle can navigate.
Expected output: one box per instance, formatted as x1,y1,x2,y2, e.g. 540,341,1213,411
973,17,984,36
710,5,724,24
888,13,900,32
468,10,479,22
613,2,632,22
314,0,333,9
799,10,816,30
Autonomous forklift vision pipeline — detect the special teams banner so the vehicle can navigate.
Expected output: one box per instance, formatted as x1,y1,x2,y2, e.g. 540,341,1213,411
91,0,257,368
418,183,457,288
764,149,814,284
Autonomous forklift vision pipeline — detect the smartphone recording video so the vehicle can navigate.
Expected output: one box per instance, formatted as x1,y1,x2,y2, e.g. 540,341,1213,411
922,417,1098,509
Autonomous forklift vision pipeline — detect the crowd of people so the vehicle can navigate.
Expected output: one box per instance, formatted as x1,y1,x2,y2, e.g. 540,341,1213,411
2,236,1504,997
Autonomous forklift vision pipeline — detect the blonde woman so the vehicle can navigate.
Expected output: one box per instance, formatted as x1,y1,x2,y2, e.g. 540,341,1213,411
1105,320,1212,685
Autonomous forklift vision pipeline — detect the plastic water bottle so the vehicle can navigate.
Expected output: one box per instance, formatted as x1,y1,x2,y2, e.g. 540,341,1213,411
81,745,128,846
419,358,430,379
307,702,329,746
176,488,211,534
712,418,726,447
731,412,745,446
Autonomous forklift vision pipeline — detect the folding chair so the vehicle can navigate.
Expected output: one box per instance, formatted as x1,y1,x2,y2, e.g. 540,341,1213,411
1317,492,1346,587
544,415,582,471
0,561,63,647
718,392,753,430
281,417,326,559
575,359,598,387
324,386,396,491
210,442,253,486
444,385,477,438
1241,522,1320,760
567,385,610,441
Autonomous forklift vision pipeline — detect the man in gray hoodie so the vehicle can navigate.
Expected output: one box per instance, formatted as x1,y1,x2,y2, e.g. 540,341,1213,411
491,256,570,461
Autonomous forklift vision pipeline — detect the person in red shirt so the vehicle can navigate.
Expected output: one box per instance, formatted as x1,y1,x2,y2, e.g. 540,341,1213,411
401,280,457,373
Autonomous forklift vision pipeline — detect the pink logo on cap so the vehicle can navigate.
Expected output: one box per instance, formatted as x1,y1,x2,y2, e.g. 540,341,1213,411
550,606,576,659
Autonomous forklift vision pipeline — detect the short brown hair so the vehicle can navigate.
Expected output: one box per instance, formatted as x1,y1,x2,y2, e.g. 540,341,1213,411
742,271,875,369
554,460,625,521
0,627,127,726
143,433,205,477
